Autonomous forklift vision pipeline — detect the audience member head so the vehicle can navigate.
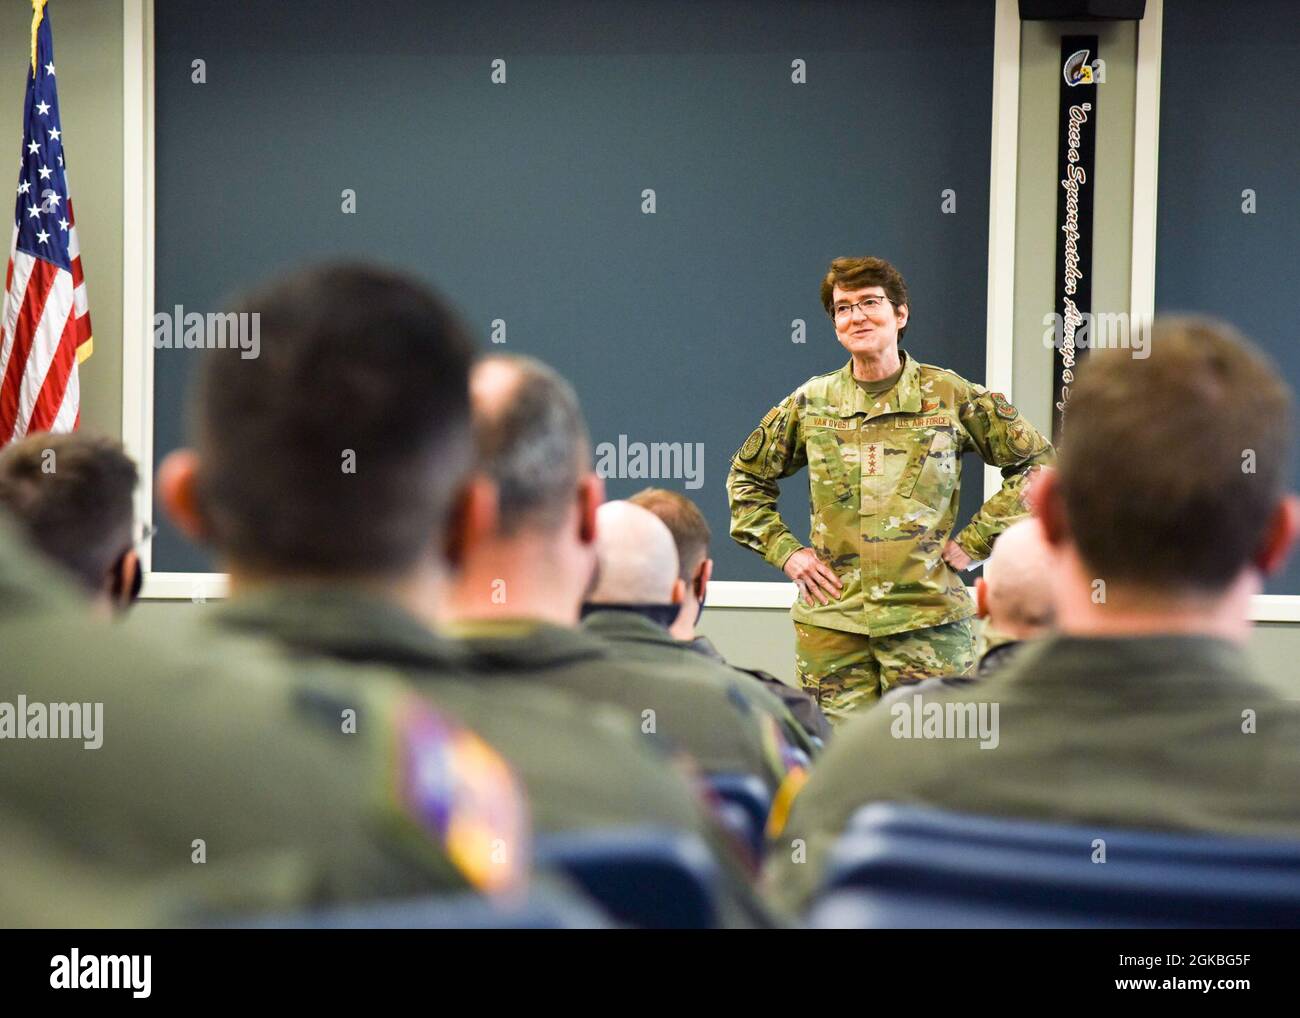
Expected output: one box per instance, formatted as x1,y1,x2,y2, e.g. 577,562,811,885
442,353,603,624
0,431,139,613
628,487,712,639
585,500,685,609
1031,316,1298,640
974,518,1055,641
159,262,476,594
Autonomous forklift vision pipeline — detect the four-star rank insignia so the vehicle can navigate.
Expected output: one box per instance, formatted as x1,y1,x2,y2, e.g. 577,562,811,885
991,392,1019,421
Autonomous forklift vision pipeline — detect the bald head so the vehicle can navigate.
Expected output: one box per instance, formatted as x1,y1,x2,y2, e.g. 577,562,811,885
471,355,522,421
982,518,1056,635
587,501,681,604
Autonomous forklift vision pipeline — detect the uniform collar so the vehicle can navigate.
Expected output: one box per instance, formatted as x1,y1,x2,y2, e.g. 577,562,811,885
995,632,1265,700
685,634,725,662
0,511,83,612
581,607,683,649
579,601,681,629
832,350,923,419
442,616,611,669
976,638,1023,677
209,585,467,671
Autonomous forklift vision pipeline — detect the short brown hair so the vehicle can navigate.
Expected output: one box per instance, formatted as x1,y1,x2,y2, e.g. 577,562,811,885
0,431,137,592
820,256,911,340
1057,317,1293,593
192,262,476,577
629,487,711,581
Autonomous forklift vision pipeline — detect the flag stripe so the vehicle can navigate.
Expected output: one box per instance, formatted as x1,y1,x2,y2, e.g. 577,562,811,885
0,259,58,441
25,300,78,436
49,356,79,434
7,263,72,441
0,249,38,385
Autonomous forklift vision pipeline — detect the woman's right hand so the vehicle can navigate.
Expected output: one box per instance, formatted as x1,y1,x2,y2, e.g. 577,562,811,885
783,548,843,606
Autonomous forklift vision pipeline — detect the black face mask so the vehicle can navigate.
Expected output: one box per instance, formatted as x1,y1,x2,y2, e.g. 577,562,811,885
694,581,707,626
580,602,682,629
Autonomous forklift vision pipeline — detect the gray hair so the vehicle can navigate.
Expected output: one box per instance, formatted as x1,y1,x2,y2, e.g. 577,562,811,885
474,354,590,536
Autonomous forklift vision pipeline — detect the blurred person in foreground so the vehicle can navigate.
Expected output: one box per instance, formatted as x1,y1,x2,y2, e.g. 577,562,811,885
765,317,1300,912
877,516,1056,709
442,354,810,796
158,266,768,923
0,507,528,926
0,431,141,614
629,486,831,743
582,499,818,774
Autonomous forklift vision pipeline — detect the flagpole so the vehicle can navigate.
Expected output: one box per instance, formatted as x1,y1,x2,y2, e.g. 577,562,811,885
31,0,50,77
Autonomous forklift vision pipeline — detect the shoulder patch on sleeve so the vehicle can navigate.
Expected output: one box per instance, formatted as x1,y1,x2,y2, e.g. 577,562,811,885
990,392,1019,420
739,426,765,462
765,764,810,840
761,404,782,427
395,698,529,894
1007,420,1035,456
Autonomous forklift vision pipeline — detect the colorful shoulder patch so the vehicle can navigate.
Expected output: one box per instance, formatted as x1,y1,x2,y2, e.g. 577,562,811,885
990,392,1019,421
765,764,810,841
393,697,529,894
759,712,810,785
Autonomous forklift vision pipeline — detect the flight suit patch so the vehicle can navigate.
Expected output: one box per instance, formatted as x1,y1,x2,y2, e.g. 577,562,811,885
991,392,1019,421
1008,421,1035,457
397,699,528,895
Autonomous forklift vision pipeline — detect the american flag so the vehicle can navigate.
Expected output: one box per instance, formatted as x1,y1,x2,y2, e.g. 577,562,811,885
1,0,91,444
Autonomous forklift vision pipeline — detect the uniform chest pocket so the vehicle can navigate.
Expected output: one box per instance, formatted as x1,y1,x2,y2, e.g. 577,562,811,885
806,428,855,512
903,427,960,512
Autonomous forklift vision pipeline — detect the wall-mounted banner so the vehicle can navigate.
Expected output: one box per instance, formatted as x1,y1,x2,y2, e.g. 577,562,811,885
1051,35,1099,441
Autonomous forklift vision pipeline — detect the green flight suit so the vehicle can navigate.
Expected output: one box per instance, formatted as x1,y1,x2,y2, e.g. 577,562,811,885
447,611,806,795
685,633,832,744
202,587,723,840
203,592,784,927
727,352,1055,714
582,608,818,767
0,521,527,927
764,633,1300,914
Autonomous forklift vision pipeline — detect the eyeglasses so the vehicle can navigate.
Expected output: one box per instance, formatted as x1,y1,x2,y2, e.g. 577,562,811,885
832,296,890,320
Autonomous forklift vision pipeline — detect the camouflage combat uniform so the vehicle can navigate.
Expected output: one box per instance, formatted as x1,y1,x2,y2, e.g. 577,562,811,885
727,353,1054,721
